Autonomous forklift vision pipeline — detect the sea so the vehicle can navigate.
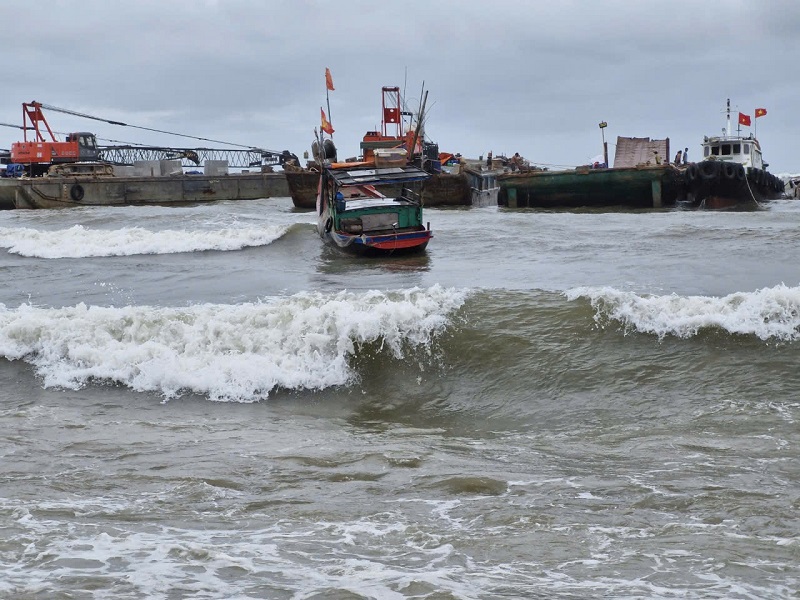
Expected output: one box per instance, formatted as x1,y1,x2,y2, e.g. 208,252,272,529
1,194,799,599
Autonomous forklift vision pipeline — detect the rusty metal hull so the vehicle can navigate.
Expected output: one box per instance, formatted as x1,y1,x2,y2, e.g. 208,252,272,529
0,180,17,209
11,172,290,209
286,169,471,209
285,170,320,209
421,172,471,206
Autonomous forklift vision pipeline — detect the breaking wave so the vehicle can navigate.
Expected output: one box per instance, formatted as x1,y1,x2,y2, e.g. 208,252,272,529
0,285,468,401
567,283,800,341
0,224,290,258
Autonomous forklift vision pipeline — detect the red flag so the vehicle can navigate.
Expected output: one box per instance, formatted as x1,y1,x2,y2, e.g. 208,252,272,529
755,108,767,118
320,108,334,135
738,112,751,127
325,68,335,91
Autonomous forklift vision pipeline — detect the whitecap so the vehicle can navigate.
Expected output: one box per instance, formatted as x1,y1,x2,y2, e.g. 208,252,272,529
566,283,800,341
0,285,468,401
0,224,290,258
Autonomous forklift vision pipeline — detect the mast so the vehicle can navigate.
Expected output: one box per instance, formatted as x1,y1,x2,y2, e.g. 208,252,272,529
408,90,428,162
726,98,731,137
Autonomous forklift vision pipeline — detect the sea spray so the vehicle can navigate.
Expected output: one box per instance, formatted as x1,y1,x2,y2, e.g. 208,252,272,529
566,283,800,341
0,285,468,401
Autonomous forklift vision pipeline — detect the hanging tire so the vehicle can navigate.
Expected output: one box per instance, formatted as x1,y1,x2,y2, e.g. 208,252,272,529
685,163,699,183
324,217,333,233
322,139,338,162
722,162,736,179
735,164,746,181
70,184,85,202
700,160,719,180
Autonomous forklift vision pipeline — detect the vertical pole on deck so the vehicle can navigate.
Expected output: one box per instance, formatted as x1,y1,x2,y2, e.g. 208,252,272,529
599,121,608,167
651,179,662,208
508,187,518,208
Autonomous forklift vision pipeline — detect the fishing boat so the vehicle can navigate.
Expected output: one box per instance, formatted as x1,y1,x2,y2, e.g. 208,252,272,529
289,85,470,209
315,160,433,255
683,99,785,209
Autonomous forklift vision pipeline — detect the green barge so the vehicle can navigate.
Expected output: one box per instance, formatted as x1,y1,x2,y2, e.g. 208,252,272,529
498,164,686,209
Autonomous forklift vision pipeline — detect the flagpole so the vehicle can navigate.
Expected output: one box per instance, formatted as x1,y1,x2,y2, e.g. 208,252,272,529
325,69,333,139
326,89,332,139
754,111,757,140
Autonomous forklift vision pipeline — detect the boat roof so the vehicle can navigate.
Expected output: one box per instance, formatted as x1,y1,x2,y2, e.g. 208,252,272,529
326,164,430,187
704,134,760,148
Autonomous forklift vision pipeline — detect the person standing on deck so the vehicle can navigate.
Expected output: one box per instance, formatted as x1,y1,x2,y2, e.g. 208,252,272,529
674,150,683,165
683,148,689,164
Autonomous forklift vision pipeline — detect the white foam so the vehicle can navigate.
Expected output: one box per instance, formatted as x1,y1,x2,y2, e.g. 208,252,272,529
0,285,467,401
566,283,800,341
0,224,290,258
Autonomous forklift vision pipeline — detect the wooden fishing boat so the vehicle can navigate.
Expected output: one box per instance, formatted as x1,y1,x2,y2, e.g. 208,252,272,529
289,85,470,209
316,162,433,255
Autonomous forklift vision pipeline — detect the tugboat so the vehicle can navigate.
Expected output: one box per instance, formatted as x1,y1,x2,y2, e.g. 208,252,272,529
684,99,784,209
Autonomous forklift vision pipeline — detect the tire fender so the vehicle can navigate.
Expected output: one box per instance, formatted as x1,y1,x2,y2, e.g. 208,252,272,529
685,163,699,183
700,160,719,180
70,184,85,202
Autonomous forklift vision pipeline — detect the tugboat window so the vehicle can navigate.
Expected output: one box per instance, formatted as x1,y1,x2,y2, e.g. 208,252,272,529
744,144,750,154
721,144,731,155
733,143,741,154
711,146,720,156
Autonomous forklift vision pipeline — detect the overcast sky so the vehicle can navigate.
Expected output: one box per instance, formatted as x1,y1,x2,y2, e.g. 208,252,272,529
2,0,799,172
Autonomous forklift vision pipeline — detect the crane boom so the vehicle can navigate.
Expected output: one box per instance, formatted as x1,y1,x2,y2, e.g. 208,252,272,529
6,101,299,175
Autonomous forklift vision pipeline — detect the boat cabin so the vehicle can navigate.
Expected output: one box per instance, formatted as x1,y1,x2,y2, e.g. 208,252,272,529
319,164,430,234
463,164,501,207
702,134,764,170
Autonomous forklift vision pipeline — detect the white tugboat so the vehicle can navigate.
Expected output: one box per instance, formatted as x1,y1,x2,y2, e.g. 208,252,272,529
683,99,784,209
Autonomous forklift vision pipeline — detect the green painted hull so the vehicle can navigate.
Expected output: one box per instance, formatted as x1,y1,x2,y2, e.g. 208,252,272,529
498,165,684,209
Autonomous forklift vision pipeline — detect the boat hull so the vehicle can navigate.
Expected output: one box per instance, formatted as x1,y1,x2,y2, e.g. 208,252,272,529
323,227,432,255
287,169,470,209
9,172,289,209
0,179,17,209
285,169,319,209
683,160,784,209
498,165,684,209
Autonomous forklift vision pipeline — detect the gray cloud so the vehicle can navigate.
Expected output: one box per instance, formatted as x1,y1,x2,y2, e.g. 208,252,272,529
2,0,799,171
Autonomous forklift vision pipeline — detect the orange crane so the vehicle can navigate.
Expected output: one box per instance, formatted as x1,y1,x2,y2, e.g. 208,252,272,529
10,101,99,174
